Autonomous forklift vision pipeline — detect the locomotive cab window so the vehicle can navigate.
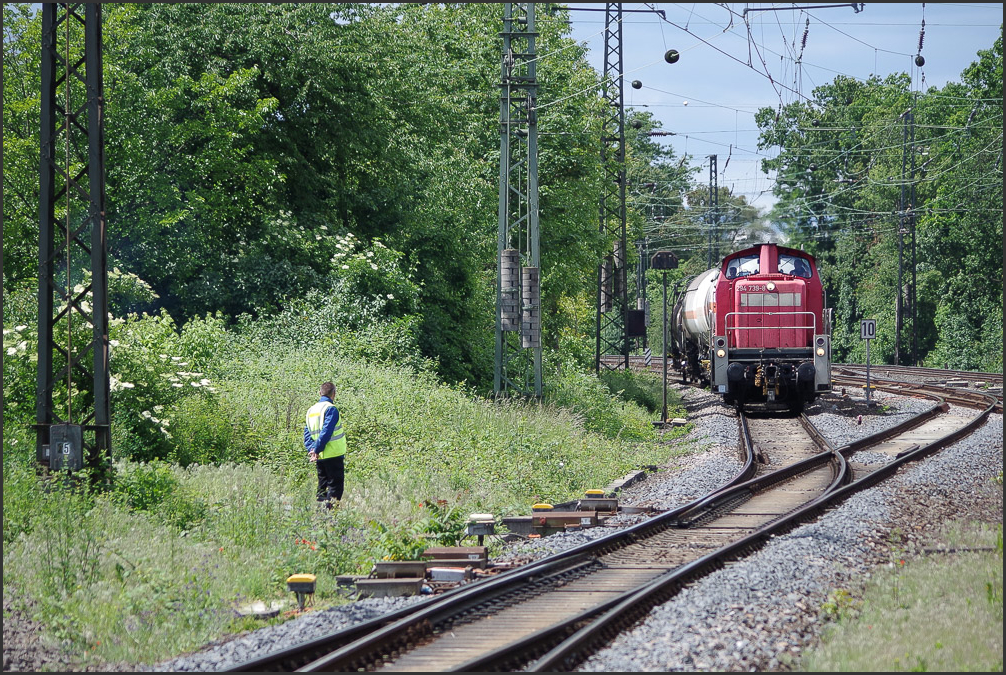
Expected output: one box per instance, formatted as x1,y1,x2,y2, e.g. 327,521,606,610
778,254,812,278
725,255,759,279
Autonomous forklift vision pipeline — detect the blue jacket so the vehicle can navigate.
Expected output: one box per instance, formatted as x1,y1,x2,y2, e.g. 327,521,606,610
303,396,341,455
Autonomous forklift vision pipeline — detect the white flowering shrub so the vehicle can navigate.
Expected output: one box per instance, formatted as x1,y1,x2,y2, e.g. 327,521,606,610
2,322,37,431
234,231,428,369
109,308,226,462
327,232,421,328
3,272,230,465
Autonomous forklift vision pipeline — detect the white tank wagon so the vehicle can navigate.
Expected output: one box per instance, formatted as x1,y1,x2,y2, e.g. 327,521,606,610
671,268,719,384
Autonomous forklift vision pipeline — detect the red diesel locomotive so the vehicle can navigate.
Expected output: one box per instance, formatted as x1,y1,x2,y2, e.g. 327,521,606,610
672,242,832,410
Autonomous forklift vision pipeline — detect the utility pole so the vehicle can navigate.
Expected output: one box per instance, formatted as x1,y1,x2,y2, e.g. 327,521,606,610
635,237,649,349
36,3,111,483
594,3,629,373
495,3,541,396
909,113,918,367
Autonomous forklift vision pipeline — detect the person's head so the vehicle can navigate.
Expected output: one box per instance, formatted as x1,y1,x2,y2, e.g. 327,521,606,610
320,382,336,399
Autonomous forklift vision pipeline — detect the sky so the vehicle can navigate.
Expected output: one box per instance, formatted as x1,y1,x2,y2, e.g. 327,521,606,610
566,2,1004,214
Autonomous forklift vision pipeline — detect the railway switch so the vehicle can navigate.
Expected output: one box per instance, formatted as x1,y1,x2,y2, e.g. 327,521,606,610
286,573,316,611
467,513,496,545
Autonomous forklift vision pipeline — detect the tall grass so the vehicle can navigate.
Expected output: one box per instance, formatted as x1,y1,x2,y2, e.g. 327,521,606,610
802,521,1003,672
3,337,689,666
212,343,677,512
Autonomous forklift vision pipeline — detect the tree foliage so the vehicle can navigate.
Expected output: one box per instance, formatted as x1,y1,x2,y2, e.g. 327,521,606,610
755,28,1003,370
4,4,998,384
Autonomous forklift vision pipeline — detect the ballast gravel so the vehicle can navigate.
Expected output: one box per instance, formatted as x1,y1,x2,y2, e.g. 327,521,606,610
5,383,1000,673
578,392,1002,672
137,596,428,672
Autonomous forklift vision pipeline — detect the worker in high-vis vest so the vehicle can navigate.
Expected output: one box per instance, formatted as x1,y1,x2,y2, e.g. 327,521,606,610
303,381,347,507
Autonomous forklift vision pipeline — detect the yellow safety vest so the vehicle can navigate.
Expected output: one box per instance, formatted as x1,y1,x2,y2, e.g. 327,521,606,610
306,400,347,459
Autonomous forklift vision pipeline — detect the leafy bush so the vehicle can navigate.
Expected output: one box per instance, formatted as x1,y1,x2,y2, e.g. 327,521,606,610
417,498,469,547
545,365,658,441
233,232,423,355
108,309,222,462
2,442,43,544
368,520,432,562
166,395,261,467
2,321,38,430
598,369,667,413
112,460,179,512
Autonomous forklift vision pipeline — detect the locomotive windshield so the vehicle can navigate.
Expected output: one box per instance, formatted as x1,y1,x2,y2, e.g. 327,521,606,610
778,254,812,278
725,254,759,279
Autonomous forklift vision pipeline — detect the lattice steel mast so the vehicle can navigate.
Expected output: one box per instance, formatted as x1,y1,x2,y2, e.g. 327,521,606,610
707,154,719,268
495,3,541,396
896,108,917,366
36,3,111,480
594,3,629,373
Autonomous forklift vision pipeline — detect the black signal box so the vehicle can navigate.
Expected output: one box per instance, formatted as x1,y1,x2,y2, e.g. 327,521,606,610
626,310,646,337
49,424,83,472
650,250,678,270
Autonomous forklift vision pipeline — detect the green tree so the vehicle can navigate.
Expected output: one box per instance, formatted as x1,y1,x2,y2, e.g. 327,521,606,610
754,28,1002,370
2,4,43,291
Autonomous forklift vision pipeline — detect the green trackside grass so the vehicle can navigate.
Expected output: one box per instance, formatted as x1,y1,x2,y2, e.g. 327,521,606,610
802,520,1003,672
217,345,689,515
2,355,691,668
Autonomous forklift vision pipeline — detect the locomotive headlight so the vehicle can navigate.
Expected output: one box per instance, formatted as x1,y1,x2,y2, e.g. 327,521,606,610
816,347,826,356
766,282,776,291
716,349,726,358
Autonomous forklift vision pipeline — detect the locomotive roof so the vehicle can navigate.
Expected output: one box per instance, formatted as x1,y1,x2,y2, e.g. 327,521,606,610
724,242,816,263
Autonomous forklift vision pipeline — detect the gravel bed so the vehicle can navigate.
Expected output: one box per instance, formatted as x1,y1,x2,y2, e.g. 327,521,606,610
578,399,1002,672
138,596,428,672
806,389,936,448
4,386,1000,673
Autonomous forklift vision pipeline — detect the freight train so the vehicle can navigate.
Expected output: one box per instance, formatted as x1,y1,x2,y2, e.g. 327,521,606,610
671,243,832,411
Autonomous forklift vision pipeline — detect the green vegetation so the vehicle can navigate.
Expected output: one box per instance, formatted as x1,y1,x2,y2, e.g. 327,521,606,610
803,522,1004,672
3,280,689,666
2,1,1001,669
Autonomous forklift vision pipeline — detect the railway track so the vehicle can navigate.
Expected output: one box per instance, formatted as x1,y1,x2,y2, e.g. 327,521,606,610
605,354,1003,413
832,364,1002,413
227,365,997,672
837,363,1003,389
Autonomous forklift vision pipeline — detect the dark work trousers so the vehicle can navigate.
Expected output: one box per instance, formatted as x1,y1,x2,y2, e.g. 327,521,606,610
315,455,345,506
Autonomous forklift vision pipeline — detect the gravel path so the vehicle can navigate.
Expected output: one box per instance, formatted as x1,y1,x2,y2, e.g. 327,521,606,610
4,384,1000,672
